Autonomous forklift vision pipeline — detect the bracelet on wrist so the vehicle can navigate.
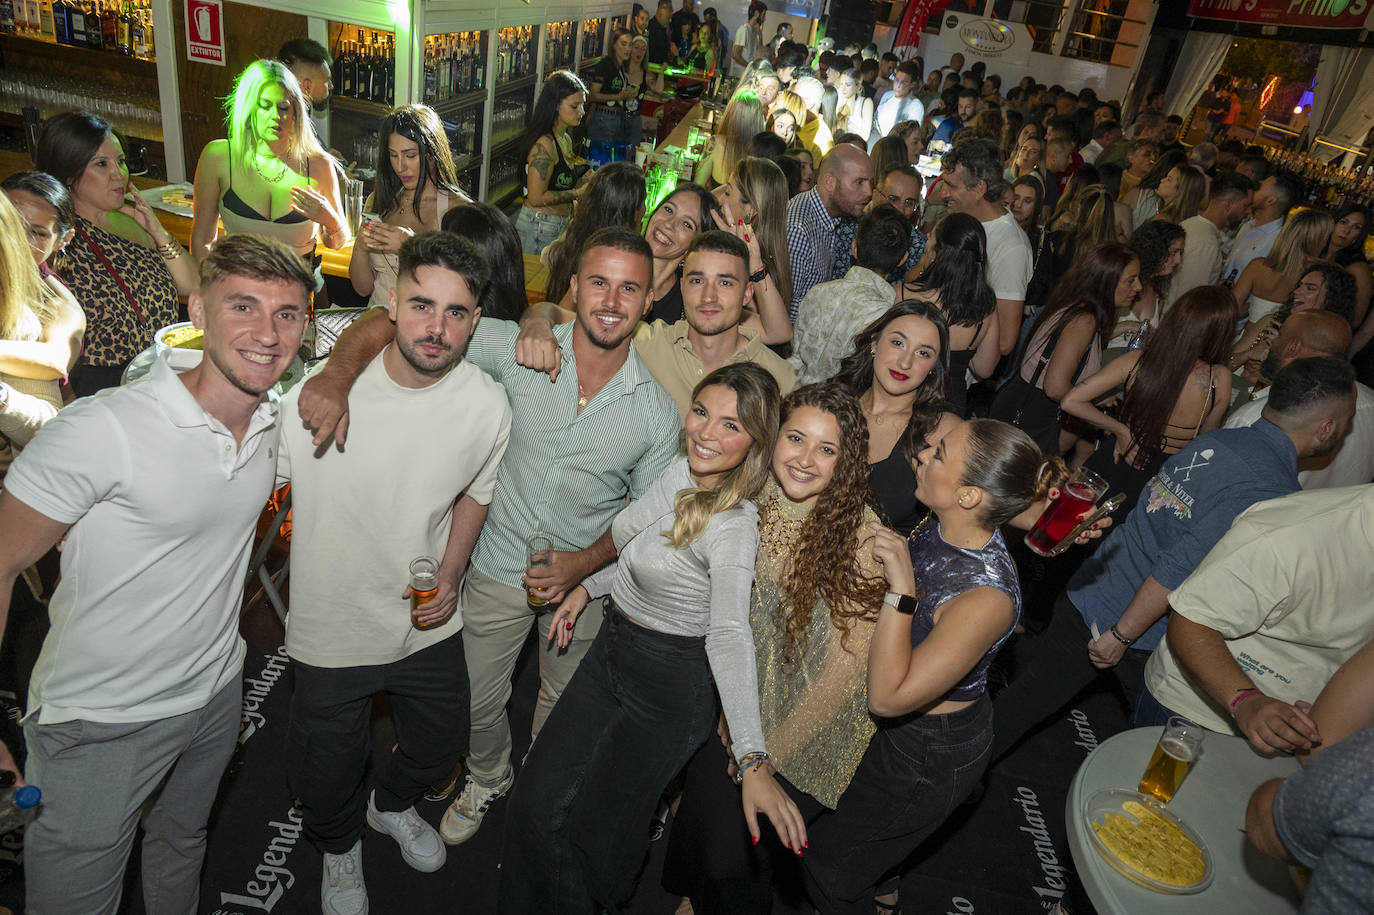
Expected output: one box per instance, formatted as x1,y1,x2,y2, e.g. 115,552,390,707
733,751,771,784
1229,687,1263,716
749,264,768,284
1108,624,1136,647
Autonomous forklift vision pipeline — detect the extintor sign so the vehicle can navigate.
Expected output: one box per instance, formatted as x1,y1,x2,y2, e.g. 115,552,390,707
187,0,225,66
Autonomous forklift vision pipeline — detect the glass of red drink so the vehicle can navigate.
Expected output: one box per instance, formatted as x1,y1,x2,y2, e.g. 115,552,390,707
1024,466,1107,557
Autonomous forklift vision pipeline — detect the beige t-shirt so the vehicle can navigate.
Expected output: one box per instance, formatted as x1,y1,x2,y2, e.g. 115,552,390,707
1146,486,1374,733
633,320,797,419
279,351,511,668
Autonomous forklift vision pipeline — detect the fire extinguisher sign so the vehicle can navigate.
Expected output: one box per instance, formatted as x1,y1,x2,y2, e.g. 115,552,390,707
187,0,225,66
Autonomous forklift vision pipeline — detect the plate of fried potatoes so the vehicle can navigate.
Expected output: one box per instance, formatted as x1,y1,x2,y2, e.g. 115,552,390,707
1085,788,1213,894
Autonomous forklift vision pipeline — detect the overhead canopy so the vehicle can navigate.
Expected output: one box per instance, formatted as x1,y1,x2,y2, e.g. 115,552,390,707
1186,0,1374,46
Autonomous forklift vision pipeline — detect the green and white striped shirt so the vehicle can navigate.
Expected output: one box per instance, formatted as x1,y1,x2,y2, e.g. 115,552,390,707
467,318,681,589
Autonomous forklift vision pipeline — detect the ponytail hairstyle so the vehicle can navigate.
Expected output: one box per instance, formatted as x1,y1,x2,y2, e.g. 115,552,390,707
665,364,781,548
768,382,888,662
1070,186,1121,259
959,419,1068,528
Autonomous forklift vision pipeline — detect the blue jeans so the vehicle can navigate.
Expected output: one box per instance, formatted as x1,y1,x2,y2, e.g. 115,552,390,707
802,699,994,914
1132,685,1185,728
515,205,568,257
498,604,716,915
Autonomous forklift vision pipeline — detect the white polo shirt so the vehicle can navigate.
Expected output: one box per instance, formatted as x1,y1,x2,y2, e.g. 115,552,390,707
5,354,281,725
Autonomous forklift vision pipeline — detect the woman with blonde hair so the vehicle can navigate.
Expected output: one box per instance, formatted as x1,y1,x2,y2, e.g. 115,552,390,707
1233,208,1335,346
499,363,804,913
835,69,874,143
193,59,346,264
348,104,468,307
1027,185,1120,317
698,90,767,188
710,157,795,341
0,192,77,474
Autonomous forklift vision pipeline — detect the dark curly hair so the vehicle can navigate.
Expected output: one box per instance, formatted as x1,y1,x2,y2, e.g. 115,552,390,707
1287,262,1358,327
767,383,888,662
1129,220,1186,300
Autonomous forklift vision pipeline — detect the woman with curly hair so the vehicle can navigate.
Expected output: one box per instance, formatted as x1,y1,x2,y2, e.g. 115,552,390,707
499,364,804,914
809,417,1067,915
663,382,890,915
992,242,1140,454
1061,285,1234,515
1109,220,1185,359
542,162,646,307
895,217,997,418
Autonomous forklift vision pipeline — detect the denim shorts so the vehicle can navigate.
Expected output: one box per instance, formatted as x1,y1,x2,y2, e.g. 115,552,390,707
515,205,567,257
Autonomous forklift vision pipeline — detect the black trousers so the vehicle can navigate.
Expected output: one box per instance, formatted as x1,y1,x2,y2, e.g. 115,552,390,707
286,632,469,853
989,590,1148,762
802,698,993,914
498,606,716,915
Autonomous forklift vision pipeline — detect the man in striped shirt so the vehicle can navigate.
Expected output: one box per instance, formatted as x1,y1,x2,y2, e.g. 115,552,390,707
295,226,680,848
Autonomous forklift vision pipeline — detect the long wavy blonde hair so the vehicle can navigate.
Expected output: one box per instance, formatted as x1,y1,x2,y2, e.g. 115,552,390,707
225,59,331,174
1262,207,1334,278
0,194,58,340
665,364,781,548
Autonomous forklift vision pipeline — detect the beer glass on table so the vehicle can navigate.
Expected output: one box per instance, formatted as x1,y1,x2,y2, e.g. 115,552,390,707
409,556,440,630
1024,466,1108,557
1138,716,1203,803
526,533,554,609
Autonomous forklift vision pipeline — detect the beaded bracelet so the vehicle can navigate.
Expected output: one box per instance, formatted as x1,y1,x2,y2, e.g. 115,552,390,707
733,751,771,784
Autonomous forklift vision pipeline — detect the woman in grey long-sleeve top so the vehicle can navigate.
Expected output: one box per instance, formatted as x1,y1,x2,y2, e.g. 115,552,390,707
497,364,808,914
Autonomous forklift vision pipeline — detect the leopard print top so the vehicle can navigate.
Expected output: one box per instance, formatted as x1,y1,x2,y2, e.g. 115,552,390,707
60,217,179,369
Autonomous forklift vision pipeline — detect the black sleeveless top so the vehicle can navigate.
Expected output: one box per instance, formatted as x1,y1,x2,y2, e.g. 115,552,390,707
868,437,921,537
945,319,983,418
648,276,684,324
546,135,577,193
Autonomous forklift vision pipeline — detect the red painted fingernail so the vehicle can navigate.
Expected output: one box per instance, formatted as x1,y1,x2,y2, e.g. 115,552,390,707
744,233,750,242
566,621,573,630
804,841,809,848
784,840,791,849
752,835,759,846
737,218,743,225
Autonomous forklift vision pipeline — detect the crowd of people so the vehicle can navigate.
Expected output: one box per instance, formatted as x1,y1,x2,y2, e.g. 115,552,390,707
0,8,1372,915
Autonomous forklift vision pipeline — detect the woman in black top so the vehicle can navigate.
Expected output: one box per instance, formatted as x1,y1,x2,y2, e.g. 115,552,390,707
516,70,590,256
588,29,639,153
831,300,951,536
895,215,998,417
643,184,721,324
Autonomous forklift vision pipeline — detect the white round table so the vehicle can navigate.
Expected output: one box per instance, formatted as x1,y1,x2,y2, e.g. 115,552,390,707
1065,726,1303,913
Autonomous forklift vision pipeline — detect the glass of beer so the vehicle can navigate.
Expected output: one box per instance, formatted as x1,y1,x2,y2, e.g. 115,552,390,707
1024,466,1108,557
1138,716,1203,804
409,556,440,630
526,533,554,609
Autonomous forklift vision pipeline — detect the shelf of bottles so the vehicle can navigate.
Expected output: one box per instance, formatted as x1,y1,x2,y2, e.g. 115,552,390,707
2,0,154,58
579,17,605,69
424,31,487,111
330,24,397,114
542,20,575,77
490,24,539,164
486,149,524,209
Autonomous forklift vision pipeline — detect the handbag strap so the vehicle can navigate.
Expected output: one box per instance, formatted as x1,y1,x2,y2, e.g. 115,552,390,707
73,222,147,327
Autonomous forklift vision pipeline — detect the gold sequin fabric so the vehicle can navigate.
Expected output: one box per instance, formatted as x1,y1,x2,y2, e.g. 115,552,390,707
752,481,881,808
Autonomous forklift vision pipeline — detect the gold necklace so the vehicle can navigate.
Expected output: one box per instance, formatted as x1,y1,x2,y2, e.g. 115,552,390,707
253,153,288,184
577,382,589,409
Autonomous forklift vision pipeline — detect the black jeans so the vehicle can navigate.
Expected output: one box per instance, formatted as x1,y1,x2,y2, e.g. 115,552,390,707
802,698,993,914
498,605,716,915
286,632,469,853
989,590,1149,763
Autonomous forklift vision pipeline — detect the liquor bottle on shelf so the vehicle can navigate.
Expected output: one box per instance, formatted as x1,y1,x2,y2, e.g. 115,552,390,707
99,0,115,48
51,0,67,42
85,0,101,47
65,0,83,44
356,30,371,100
383,35,395,105
116,0,129,54
35,0,52,40
422,37,436,104
138,0,151,58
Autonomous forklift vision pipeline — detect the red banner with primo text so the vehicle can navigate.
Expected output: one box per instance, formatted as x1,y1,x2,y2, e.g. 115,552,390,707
1187,0,1369,31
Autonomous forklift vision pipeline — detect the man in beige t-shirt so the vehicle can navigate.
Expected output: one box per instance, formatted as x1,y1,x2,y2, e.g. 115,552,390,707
1144,485,1374,754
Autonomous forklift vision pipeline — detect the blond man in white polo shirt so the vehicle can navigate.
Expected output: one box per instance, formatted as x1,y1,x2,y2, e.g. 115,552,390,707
0,235,312,915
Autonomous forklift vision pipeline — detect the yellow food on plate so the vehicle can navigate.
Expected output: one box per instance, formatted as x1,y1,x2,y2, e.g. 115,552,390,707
162,326,204,350
160,189,194,208
1092,800,1205,886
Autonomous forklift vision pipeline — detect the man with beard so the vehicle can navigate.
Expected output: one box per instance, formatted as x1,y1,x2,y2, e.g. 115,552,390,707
1225,311,1374,491
278,232,511,913
0,235,312,914
989,356,1357,763
786,142,874,318
278,38,333,112
293,226,679,853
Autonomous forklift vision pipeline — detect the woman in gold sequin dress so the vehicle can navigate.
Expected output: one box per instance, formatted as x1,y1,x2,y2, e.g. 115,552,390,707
662,382,889,914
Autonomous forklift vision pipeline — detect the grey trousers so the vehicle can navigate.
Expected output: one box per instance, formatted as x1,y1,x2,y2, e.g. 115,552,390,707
461,567,603,787
23,678,241,915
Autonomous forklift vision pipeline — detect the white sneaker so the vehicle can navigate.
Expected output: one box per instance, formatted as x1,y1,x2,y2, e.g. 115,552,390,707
321,839,368,915
439,768,514,846
365,792,447,873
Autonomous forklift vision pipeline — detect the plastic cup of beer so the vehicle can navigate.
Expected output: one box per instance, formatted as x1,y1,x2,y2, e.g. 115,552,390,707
1024,465,1108,557
1138,716,1203,804
409,556,440,630
526,533,553,609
